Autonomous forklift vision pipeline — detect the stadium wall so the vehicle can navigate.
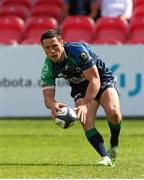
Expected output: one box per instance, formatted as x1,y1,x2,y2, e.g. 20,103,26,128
0,45,144,118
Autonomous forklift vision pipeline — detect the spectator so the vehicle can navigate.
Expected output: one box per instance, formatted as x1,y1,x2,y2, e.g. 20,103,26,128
63,0,99,20
97,0,133,23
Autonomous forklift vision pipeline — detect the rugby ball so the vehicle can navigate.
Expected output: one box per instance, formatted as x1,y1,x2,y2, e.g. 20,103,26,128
55,107,77,129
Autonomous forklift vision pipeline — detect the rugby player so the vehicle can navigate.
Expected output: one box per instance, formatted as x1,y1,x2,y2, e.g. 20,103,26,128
40,29,122,167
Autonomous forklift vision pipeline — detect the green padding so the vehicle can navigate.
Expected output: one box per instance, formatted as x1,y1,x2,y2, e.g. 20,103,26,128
85,128,98,139
108,121,121,129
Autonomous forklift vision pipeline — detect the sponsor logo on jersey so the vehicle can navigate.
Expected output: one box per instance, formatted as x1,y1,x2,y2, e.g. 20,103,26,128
80,52,88,63
41,64,49,78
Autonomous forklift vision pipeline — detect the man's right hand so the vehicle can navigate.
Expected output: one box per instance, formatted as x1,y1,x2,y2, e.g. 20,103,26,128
51,102,67,119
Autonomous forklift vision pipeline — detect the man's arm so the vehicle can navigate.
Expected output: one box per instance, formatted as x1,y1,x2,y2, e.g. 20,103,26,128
43,87,56,110
42,87,67,118
81,65,101,105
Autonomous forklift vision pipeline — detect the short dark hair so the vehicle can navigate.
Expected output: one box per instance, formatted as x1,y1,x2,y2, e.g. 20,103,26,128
40,29,61,44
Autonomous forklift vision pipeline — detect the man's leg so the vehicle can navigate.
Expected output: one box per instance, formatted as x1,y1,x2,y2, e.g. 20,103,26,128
75,98,113,166
100,88,122,163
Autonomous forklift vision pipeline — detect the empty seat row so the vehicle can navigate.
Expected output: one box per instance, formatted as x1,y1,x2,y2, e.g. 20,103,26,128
0,0,64,9
0,16,58,44
0,5,30,21
0,0,64,23
0,15,144,45
0,0,34,10
0,16,24,43
61,16,95,43
61,16,144,45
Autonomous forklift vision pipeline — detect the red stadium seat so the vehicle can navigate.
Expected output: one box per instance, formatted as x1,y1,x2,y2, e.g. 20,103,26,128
21,38,40,45
0,38,18,45
1,0,33,11
126,39,144,44
132,6,144,21
63,37,88,43
92,39,122,45
22,16,58,40
133,0,144,8
93,17,128,43
61,16,95,43
0,16,24,43
0,5,30,21
128,18,144,42
34,0,63,9
30,5,62,23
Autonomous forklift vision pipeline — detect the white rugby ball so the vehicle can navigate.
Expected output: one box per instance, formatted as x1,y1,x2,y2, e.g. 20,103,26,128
55,107,77,129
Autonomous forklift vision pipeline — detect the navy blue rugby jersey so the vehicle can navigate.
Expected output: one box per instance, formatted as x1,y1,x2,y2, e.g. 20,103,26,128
41,42,114,87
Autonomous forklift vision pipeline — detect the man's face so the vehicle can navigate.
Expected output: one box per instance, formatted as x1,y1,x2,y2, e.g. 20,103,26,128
42,37,64,63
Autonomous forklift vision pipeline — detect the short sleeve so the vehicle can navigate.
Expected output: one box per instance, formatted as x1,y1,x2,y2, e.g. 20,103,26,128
73,44,95,71
40,58,55,87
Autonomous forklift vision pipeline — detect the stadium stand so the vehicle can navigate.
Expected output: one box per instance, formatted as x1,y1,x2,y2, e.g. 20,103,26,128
22,16,58,43
34,0,63,10
93,17,128,44
92,39,122,45
30,5,62,23
0,16,24,43
0,38,18,45
127,18,144,43
126,39,144,44
0,4,30,21
132,6,144,21
21,37,40,45
133,0,144,9
0,0,143,45
1,0,33,11
61,16,95,43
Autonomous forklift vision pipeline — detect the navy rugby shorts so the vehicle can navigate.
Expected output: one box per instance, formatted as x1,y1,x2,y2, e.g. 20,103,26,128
71,79,117,102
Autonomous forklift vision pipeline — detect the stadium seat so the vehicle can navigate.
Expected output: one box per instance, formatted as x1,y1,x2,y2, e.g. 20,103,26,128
0,16,24,43
61,16,95,43
133,0,144,8
1,0,33,11
0,5,30,21
0,38,18,45
93,17,128,43
132,6,144,21
63,37,88,43
128,18,144,42
92,39,122,45
22,16,58,40
30,5,62,23
21,38,40,45
34,0,63,10
126,39,144,44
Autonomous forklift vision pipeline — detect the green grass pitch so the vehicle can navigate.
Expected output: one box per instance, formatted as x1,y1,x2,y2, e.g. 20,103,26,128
0,119,144,178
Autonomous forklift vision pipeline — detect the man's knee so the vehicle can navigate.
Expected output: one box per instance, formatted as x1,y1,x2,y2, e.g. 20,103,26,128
81,115,95,131
108,107,122,124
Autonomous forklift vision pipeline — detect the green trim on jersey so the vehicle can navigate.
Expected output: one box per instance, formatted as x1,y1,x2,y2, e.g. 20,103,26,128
41,57,55,87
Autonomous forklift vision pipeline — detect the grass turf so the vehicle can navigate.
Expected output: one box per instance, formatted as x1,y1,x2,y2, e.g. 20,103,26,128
0,119,144,178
